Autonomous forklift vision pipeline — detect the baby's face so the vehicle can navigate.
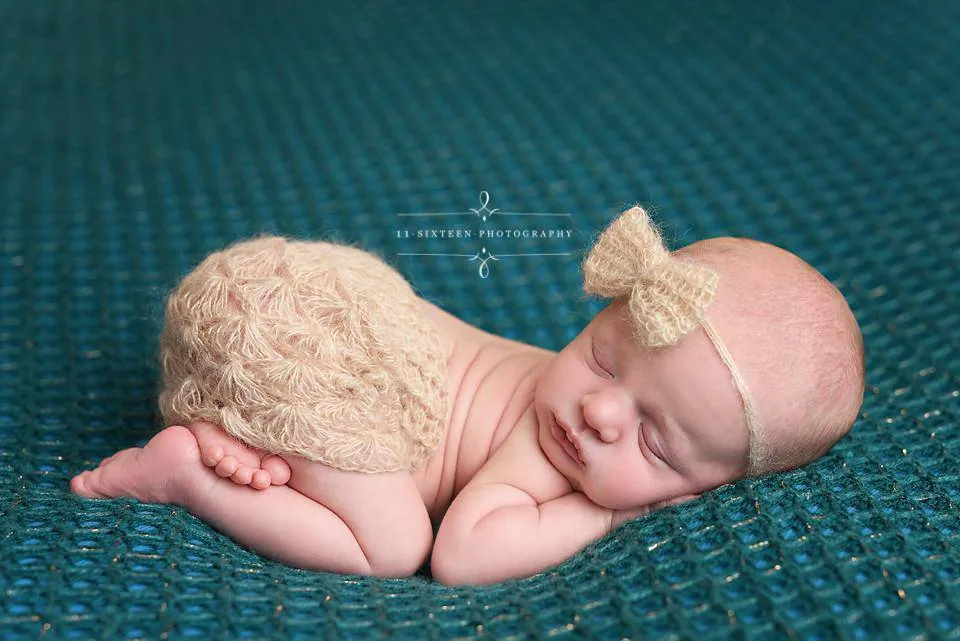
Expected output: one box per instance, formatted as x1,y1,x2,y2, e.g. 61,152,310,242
534,299,751,510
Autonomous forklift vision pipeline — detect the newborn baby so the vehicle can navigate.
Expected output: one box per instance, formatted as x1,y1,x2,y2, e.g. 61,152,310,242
70,206,865,586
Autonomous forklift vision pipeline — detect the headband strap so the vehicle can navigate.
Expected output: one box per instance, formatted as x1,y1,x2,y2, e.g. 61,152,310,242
701,318,768,475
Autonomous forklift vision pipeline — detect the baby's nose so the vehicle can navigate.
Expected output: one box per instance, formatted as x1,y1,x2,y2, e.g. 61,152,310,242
581,391,630,443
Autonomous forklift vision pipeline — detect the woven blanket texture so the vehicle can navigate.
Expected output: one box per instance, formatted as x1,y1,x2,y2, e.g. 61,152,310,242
1,0,958,639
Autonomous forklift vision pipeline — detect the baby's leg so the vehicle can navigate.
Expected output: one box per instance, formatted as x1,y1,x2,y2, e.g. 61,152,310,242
70,427,431,577
279,454,434,577
189,421,291,489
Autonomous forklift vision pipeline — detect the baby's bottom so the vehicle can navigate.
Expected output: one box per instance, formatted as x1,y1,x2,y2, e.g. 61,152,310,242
70,427,433,578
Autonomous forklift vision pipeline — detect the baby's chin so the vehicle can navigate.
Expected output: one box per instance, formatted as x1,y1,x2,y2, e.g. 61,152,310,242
582,488,643,511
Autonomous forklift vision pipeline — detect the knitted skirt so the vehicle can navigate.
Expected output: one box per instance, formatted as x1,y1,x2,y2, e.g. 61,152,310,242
156,236,450,473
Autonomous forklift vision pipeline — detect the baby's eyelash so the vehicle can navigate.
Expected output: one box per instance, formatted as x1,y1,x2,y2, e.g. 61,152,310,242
643,438,661,461
639,427,660,461
590,340,614,378
641,423,671,466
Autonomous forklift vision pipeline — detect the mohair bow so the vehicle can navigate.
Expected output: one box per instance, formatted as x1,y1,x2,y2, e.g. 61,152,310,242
582,206,719,347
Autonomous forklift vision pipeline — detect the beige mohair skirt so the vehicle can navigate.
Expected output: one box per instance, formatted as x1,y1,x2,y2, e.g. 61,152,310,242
157,236,449,473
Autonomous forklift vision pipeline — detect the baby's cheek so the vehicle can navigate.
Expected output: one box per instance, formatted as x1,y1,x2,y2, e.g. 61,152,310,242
543,355,577,388
532,367,558,404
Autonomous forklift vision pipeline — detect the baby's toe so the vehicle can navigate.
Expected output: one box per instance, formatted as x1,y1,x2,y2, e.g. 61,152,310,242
261,455,291,485
70,470,107,499
69,471,92,496
231,465,254,485
250,470,271,490
215,455,240,478
201,445,225,467
97,453,117,469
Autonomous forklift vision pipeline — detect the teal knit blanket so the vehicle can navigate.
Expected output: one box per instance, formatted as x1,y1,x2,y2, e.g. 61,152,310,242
2,1,958,638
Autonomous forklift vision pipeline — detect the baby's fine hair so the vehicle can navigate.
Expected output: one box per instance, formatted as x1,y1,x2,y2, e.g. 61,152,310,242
758,260,865,474
677,238,865,477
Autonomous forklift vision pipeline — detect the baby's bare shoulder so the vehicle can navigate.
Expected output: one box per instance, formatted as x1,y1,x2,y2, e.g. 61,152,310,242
413,298,561,520
447,334,554,474
416,298,477,364
416,296,555,363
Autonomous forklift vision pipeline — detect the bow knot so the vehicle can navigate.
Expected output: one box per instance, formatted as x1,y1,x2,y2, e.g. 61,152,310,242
583,206,719,347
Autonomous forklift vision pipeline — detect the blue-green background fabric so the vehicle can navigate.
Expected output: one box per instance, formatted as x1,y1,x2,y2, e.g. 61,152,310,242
2,1,959,638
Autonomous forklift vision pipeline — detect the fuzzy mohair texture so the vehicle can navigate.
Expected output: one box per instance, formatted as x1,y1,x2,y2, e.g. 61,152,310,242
157,236,450,473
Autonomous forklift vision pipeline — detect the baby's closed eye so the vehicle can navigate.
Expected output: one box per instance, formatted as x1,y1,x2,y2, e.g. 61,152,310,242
640,422,674,469
639,424,661,460
589,338,614,379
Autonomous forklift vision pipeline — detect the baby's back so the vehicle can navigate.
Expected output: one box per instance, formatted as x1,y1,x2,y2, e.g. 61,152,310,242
412,300,555,527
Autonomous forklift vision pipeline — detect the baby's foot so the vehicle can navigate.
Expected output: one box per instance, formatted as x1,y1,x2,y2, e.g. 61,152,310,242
188,421,287,490
70,425,208,504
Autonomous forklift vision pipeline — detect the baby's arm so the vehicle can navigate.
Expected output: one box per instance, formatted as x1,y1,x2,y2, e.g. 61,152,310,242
431,418,619,586
434,488,614,586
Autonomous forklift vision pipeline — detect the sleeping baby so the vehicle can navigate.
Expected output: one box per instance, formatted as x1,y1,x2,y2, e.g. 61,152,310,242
70,206,865,586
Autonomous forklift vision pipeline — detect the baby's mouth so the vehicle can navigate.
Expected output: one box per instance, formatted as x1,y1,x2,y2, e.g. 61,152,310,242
553,415,585,466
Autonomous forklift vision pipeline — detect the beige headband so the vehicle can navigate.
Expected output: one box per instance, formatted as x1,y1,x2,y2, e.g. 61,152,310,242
582,206,768,475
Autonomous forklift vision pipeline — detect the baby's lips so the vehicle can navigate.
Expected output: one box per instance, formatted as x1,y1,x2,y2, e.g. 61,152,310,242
566,429,586,463
554,415,586,465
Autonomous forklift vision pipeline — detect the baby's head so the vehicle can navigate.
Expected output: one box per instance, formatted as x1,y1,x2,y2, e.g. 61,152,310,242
534,207,865,510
